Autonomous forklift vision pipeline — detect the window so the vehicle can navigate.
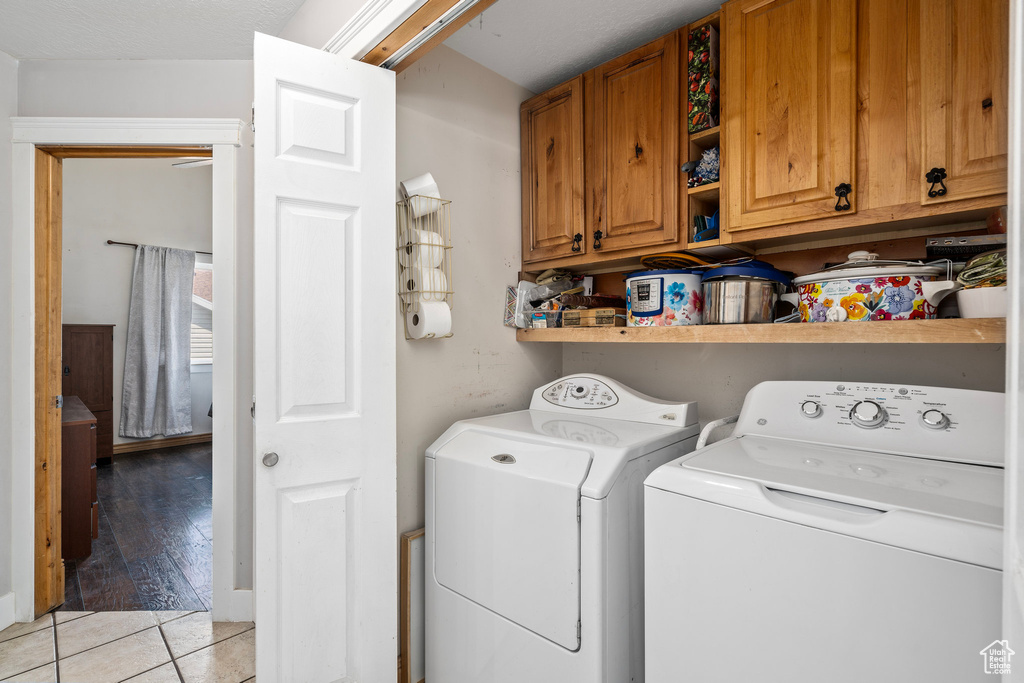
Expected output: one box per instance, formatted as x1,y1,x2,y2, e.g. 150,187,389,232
191,263,213,365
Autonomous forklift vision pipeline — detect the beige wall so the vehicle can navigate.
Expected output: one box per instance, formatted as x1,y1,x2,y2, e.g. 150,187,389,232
0,49,18,611
563,343,1006,429
61,158,214,444
18,59,256,588
395,45,560,535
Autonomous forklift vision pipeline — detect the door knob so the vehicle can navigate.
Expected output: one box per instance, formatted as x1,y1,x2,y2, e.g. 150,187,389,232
262,452,279,467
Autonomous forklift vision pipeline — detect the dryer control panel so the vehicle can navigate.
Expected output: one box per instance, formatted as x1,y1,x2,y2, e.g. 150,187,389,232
531,375,698,427
541,377,619,409
732,381,1004,467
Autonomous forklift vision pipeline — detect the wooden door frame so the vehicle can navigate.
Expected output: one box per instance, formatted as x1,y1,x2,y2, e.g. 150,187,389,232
9,117,245,623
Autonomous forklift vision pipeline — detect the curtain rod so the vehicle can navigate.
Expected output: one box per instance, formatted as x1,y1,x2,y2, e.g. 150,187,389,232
106,239,212,256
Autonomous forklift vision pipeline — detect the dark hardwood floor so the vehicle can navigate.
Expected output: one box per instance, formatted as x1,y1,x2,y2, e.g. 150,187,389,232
59,443,213,612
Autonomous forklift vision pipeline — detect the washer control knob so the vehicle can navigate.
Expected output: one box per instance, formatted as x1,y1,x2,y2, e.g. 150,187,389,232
800,400,822,418
850,401,887,429
920,409,950,430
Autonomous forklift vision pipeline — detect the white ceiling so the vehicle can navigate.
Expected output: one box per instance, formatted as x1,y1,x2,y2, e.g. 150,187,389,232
0,0,307,60
444,0,722,94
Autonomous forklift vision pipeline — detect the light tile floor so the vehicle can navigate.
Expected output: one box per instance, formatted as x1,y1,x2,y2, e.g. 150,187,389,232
0,611,254,683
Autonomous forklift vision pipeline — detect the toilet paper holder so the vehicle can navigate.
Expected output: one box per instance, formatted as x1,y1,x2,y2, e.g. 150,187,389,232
397,195,453,340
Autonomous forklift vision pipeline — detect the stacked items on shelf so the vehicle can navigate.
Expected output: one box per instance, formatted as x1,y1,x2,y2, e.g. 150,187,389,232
397,172,453,339
955,249,1008,319
505,271,627,329
686,147,720,189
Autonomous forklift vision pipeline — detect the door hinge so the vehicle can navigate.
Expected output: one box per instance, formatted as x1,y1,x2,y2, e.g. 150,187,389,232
55,395,63,409
577,620,581,640
251,396,256,419
251,103,256,133
577,499,581,523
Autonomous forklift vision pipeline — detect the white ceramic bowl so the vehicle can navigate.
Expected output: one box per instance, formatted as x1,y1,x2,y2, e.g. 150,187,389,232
956,286,1007,319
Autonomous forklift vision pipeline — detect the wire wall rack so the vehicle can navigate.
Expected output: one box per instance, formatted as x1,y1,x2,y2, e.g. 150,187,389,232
396,195,453,340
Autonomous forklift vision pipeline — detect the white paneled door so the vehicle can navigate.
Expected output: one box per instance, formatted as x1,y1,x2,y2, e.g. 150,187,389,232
253,32,397,682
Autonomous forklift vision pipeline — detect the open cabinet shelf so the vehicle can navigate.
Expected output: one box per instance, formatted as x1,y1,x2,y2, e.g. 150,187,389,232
516,318,1006,344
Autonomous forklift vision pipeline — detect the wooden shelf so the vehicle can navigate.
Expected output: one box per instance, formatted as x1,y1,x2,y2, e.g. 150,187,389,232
686,239,720,250
688,125,720,148
516,318,1006,344
687,181,721,202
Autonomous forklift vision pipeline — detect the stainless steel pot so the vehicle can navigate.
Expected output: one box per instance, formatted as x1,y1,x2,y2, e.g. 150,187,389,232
702,279,786,324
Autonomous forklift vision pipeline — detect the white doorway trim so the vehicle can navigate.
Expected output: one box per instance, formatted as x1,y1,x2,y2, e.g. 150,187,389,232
9,117,247,623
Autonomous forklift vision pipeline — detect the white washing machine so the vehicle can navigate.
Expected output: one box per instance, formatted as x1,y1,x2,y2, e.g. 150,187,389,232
426,374,699,683
645,380,1005,683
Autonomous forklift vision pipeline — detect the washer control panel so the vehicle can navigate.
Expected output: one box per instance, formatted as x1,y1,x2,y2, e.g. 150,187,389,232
731,381,1004,466
542,378,619,409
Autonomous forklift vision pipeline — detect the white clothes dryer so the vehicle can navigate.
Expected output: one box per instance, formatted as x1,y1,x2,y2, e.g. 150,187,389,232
645,380,1005,683
426,375,699,683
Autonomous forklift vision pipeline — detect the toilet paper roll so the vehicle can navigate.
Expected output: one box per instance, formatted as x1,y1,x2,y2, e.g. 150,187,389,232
400,173,441,218
398,229,445,268
406,301,452,339
399,267,448,303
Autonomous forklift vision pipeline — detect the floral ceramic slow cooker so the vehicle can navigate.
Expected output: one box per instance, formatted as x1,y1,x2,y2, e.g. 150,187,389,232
780,251,961,322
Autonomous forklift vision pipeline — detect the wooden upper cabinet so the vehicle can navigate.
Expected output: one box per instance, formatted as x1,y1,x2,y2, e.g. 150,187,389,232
521,76,586,265
724,0,857,232
919,0,1008,205
587,32,680,254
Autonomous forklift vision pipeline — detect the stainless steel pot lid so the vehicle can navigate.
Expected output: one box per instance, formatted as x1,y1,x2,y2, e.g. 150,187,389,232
791,251,948,285
700,258,790,286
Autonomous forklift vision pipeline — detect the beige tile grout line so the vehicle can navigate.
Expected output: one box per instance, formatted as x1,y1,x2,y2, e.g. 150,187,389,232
0,613,57,681
162,624,257,683
156,621,186,683
15,610,253,683
49,610,195,681
51,613,60,683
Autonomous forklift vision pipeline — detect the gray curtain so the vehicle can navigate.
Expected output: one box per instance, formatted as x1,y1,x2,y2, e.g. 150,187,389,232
120,245,196,438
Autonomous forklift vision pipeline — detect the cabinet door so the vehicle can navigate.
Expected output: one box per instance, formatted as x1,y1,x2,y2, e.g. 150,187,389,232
587,32,680,254
521,76,586,264
61,325,113,413
919,0,1008,204
724,0,857,232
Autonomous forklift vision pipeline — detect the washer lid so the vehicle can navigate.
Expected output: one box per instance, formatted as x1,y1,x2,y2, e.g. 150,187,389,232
433,429,590,651
646,435,1004,568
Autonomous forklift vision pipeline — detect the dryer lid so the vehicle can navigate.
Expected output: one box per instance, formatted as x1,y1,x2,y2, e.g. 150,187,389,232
427,410,697,498
433,430,591,650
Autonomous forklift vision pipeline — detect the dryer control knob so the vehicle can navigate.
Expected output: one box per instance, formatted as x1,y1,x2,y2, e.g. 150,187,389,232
920,409,950,430
800,400,822,418
850,400,887,429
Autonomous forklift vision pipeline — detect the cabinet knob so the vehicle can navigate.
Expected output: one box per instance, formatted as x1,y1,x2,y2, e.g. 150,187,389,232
571,233,583,253
834,183,852,211
262,452,279,468
926,167,947,198
593,229,603,250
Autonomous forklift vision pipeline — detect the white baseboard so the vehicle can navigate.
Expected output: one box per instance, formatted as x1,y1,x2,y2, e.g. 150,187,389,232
213,589,253,623
0,591,15,631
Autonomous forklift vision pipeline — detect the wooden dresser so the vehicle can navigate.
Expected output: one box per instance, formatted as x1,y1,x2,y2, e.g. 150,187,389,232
61,395,98,560
62,324,114,465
